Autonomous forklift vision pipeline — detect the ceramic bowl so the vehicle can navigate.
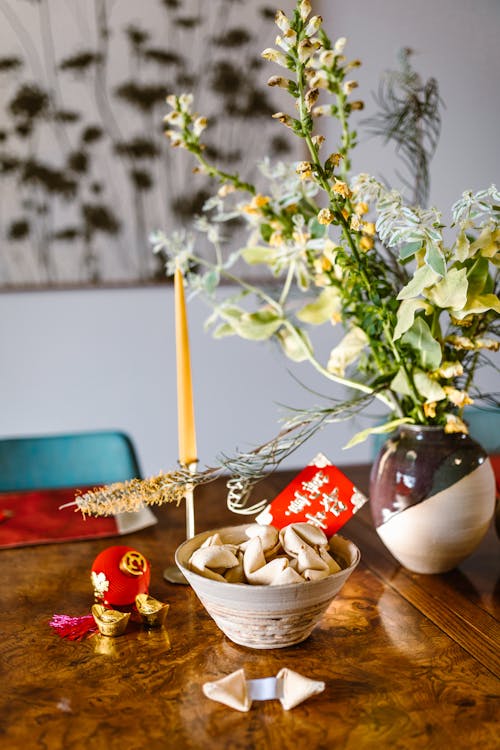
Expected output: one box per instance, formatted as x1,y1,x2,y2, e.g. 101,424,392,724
175,524,360,649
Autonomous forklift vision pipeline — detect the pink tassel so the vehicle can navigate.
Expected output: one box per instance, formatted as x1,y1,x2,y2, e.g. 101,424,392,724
49,613,97,641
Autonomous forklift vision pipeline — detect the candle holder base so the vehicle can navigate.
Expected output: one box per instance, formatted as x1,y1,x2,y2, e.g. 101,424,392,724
163,565,188,585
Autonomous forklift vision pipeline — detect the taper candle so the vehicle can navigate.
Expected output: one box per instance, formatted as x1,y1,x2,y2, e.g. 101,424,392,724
174,266,197,466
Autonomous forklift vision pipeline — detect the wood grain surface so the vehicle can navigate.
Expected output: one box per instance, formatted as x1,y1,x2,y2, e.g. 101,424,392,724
1,466,499,750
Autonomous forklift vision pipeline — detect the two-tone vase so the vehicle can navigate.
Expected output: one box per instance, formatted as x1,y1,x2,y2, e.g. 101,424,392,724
369,424,496,574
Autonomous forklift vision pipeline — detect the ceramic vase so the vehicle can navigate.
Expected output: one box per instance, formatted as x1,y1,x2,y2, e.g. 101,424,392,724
369,424,495,574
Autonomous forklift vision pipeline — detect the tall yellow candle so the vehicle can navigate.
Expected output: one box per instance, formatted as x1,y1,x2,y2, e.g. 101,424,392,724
174,266,197,466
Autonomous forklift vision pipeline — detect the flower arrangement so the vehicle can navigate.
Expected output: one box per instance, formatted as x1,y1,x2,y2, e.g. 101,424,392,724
74,0,499,518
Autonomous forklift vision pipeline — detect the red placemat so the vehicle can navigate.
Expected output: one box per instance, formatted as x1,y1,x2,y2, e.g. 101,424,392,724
0,486,124,548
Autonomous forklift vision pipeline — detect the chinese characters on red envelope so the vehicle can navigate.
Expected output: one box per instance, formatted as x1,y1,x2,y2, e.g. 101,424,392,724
256,454,367,538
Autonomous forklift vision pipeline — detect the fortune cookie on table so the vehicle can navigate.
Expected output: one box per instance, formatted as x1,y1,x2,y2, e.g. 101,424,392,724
202,667,325,712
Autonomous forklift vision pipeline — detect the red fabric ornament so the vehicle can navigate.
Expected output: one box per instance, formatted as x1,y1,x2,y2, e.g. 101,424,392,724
91,545,150,607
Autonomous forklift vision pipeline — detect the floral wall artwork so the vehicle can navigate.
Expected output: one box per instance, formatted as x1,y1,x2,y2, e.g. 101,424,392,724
0,0,292,290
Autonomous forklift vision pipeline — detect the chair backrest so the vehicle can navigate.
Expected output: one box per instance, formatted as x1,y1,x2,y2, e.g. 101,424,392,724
463,406,500,454
0,431,141,492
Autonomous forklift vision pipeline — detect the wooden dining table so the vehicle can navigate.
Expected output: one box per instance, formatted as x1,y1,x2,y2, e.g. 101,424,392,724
2,465,499,749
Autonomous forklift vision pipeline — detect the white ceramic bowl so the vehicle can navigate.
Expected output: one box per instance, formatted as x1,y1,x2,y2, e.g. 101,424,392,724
175,524,361,649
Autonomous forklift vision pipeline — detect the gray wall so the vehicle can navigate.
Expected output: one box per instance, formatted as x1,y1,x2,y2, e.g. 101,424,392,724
1,0,498,478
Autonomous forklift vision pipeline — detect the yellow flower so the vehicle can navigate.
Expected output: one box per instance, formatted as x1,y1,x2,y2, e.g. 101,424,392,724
267,76,290,89
320,49,335,67
261,48,288,68
311,134,326,148
269,231,285,247
343,80,359,95
305,15,322,36
326,152,343,168
333,37,347,54
310,71,329,89
436,361,464,379
446,335,475,350
317,208,335,225
443,387,474,408
272,111,294,128
360,236,374,251
218,183,236,198
312,105,331,117
354,202,369,216
296,161,313,180
345,59,362,70
476,337,500,351
276,29,297,51
305,88,319,111
363,221,376,236
164,129,183,147
163,110,182,124
193,116,207,136
275,9,291,33
298,39,317,63
299,0,312,22
350,215,362,231
332,180,351,198
423,402,437,419
242,194,271,215
444,414,469,435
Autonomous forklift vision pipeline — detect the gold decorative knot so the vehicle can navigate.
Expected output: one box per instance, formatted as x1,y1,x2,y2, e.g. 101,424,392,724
119,550,147,577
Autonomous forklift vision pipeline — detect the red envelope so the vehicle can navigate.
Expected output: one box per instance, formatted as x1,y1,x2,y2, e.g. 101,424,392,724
256,454,367,537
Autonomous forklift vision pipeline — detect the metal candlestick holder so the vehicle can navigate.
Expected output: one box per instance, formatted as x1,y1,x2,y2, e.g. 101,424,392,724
163,462,196,584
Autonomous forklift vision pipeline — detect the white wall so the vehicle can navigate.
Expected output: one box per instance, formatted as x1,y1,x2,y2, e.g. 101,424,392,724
320,0,500,209
1,0,498,478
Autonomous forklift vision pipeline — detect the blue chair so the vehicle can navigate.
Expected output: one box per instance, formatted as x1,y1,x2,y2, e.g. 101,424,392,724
462,406,500,454
0,431,142,492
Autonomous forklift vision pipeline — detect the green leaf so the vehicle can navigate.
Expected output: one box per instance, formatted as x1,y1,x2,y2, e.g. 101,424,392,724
296,287,341,325
309,218,327,239
401,317,442,370
424,242,446,276
397,265,440,300
399,241,422,260
414,372,446,401
241,246,277,266
390,368,445,402
276,326,312,362
343,418,414,449
466,257,490,297
393,299,431,340
327,326,368,376
212,323,235,338
390,368,412,397
427,267,468,310
454,230,471,262
202,269,220,294
451,293,500,319
218,305,283,340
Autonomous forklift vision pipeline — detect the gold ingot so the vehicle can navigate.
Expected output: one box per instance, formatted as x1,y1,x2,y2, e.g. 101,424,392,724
135,594,170,628
91,604,130,637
